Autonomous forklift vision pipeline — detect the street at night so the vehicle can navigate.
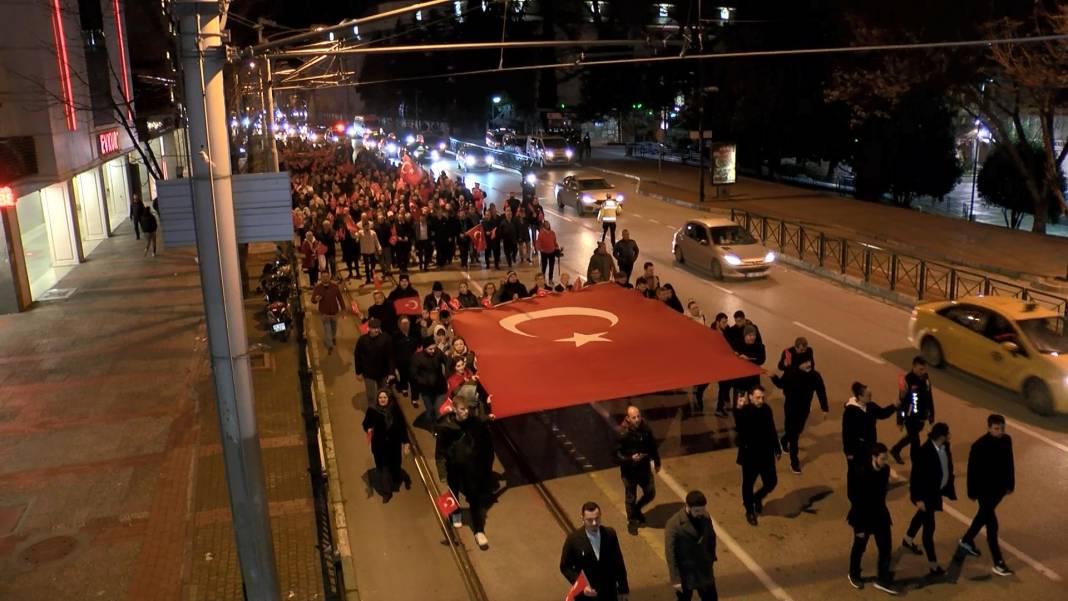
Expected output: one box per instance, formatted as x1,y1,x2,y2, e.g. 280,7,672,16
1,2,1067,601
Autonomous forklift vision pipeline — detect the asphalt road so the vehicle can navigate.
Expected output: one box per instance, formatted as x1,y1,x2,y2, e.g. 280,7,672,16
317,153,1068,601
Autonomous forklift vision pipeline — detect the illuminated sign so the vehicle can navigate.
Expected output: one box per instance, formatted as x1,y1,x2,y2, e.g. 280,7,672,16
711,143,737,185
147,120,164,132
98,129,121,155
0,186,16,208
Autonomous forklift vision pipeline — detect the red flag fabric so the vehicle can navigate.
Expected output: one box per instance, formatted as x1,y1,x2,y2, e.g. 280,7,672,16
394,297,423,316
450,284,761,418
448,297,462,311
359,321,370,335
572,276,583,290
480,297,493,309
365,428,373,445
565,571,588,601
350,300,362,316
466,223,487,253
439,300,449,312
373,274,383,289
435,489,460,518
438,396,454,416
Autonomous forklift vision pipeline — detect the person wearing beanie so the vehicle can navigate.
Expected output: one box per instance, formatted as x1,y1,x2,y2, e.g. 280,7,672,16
424,280,453,312
387,273,420,303
665,490,718,600
499,271,529,302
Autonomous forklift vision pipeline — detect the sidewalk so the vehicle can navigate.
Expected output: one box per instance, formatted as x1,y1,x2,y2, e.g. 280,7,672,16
0,225,324,601
587,151,1068,282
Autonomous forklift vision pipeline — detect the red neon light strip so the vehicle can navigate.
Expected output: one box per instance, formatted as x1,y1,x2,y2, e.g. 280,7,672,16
49,0,77,131
112,0,132,121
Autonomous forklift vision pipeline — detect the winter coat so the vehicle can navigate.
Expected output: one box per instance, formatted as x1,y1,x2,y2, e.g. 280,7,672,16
777,346,815,371
734,403,780,466
362,402,409,467
456,291,481,308
771,368,829,418
367,301,398,334
353,331,394,380
967,433,1015,500
909,439,957,511
612,239,639,267
586,251,616,282
841,398,897,458
423,292,452,312
847,459,892,530
499,281,528,302
357,225,381,255
664,509,717,590
615,421,661,478
410,349,447,394
434,414,495,497
897,371,935,422
386,284,420,304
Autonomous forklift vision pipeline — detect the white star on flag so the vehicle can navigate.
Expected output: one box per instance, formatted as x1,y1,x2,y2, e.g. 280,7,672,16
555,331,612,347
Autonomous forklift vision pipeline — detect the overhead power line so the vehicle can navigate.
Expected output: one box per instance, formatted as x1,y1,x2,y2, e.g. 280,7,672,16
268,39,683,58
272,33,1068,91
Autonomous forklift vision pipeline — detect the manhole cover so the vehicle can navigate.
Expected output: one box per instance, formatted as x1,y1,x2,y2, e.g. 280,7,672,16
20,536,77,565
249,350,273,371
38,288,77,301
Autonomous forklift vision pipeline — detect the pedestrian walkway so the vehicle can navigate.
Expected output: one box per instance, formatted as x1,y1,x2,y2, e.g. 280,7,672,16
587,151,1068,282
0,224,324,601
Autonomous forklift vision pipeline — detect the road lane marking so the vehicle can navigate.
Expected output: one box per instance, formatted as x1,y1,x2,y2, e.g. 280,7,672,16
792,320,886,365
887,467,1062,582
670,264,735,294
1003,419,1068,455
648,218,662,224
542,207,575,223
631,212,643,218
587,403,795,601
664,224,676,230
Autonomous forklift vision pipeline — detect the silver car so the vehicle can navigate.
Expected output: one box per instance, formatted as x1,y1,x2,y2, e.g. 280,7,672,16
554,174,623,215
456,145,495,172
672,218,777,280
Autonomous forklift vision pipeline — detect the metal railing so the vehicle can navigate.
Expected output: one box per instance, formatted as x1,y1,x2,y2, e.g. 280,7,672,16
729,208,1068,317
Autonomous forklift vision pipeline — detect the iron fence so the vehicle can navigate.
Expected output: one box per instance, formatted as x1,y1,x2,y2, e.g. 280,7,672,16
729,209,1068,317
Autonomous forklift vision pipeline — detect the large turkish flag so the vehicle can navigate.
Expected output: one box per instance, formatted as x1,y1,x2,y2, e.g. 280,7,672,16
451,284,761,418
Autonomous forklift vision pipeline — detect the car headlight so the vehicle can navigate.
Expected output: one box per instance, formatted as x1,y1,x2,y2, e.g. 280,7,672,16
485,155,495,165
545,150,555,158
438,142,446,150
565,149,574,158
525,173,537,185
581,194,594,204
615,193,624,202
430,150,440,161
405,135,415,145
724,254,743,266
385,142,397,154
464,156,476,166
764,251,777,263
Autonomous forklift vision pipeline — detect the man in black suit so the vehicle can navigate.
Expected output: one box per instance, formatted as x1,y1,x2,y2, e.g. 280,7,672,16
903,422,956,576
560,501,630,601
957,414,1015,576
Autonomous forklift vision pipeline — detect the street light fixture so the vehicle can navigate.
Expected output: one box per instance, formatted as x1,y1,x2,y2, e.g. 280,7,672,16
492,95,502,104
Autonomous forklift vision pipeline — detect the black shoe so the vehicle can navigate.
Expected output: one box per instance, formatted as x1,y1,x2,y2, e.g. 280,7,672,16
404,478,412,491
928,566,946,577
746,511,758,526
891,450,905,465
957,539,981,558
847,573,863,590
872,580,899,596
627,520,639,536
636,511,646,524
382,493,392,504
790,462,801,475
754,498,764,514
992,562,1014,577
901,539,923,555
714,409,728,418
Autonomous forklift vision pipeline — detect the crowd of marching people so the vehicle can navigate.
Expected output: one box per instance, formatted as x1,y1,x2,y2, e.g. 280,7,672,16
293,143,1016,599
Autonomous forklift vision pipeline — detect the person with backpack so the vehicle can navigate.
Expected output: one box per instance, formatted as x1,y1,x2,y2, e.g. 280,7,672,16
139,201,159,257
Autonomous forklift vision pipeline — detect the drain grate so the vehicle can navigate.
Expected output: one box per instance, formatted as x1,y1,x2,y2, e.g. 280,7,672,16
19,535,77,565
249,350,273,371
38,288,77,301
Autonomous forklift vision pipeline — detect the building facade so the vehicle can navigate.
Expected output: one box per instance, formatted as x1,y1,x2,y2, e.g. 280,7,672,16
0,0,185,313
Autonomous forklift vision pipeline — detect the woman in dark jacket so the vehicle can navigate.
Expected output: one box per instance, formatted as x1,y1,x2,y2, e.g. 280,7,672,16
361,389,411,502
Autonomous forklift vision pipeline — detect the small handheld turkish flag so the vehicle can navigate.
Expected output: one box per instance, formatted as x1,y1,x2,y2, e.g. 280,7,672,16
448,297,461,311
439,300,449,312
350,300,362,316
438,396,454,416
393,297,422,316
573,276,583,290
536,289,548,297
565,571,588,601
373,274,383,289
466,223,487,252
435,489,460,518
359,321,370,335
365,428,373,444
480,297,493,309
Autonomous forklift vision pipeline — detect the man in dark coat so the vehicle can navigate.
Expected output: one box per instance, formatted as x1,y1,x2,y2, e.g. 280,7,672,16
957,414,1015,576
847,443,897,594
841,382,897,464
665,490,718,601
612,229,639,281
735,385,780,526
771,359,828,474
366,290,398,334
435,397,495,550
411,342,447,425
353,318,394,407
891,356,936,465
392,316,421,401
614,406,661,534
903,422,955,575
777,336,814,371
386,273,420,303
560,501,630,601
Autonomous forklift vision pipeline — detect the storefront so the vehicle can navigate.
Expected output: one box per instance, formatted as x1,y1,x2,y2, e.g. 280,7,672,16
15,182,79,300
72,168,108,257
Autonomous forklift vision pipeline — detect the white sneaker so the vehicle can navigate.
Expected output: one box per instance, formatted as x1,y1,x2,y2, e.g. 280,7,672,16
451,512,463,529
474,532,489,550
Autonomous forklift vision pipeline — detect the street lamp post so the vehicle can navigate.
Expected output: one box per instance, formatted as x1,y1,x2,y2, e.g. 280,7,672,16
967,82,988,222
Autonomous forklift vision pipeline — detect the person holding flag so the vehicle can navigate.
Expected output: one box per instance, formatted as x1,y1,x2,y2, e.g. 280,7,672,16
435,396,496,550
560,501,630,601
481,204,503,270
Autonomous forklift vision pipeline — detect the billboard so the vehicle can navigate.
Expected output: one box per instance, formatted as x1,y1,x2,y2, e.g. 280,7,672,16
711,143,737,185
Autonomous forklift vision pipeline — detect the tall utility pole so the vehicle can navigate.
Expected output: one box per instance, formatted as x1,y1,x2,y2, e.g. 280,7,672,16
174,3,281,600
257,22,280,172
696,0,706,203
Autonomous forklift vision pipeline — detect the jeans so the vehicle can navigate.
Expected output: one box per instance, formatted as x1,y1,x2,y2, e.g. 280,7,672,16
782,407,811,466
891,418,926,461
601,221,617,245
741,458,778,513
422,392,446,424
906,507,938,562
361,254,377,283
850,523,892,582
622,469,656,521
320,314,339,350
416,240,433,270
675,584,717,601
962,494,1004,563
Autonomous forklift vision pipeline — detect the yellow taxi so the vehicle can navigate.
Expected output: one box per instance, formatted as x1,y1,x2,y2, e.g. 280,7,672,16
907,295,1068,415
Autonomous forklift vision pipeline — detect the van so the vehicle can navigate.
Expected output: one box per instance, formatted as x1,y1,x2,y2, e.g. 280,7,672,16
526,135,575,167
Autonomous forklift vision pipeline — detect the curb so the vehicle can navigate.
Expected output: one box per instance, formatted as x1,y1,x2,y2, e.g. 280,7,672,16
303,298,361,601
775,254,917,310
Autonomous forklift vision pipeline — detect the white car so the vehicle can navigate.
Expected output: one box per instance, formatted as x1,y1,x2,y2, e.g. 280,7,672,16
672,218,776,280
554,174,623,215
